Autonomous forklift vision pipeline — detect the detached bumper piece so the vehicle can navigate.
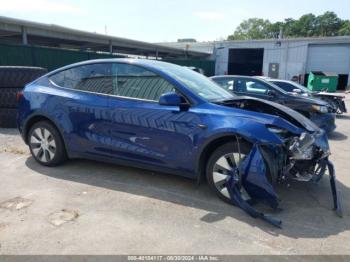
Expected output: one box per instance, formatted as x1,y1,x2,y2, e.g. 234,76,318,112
225,142,342,228
328,161,343,217
226,145,282,228
226,174,282,228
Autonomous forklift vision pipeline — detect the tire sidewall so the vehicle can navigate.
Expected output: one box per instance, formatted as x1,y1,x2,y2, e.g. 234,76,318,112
28,121,66,166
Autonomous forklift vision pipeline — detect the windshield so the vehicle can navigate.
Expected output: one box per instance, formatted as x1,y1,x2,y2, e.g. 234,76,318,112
258,78,288,94
155,62,235,101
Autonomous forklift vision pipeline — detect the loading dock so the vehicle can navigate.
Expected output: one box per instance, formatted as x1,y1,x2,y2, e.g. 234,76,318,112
211,37,350,90
228,48,264,76
306,44,350,90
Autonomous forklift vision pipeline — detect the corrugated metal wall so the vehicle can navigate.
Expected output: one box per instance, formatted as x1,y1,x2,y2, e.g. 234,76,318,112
307,44,350,74
214,38,350,87
214,40,309,79
0,43,215,76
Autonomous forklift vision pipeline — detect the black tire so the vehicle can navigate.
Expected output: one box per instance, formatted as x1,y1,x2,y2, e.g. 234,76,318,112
28,121,67,167
0,87,22,108
0,108,17,128
0,66,47,88
206,141,251,203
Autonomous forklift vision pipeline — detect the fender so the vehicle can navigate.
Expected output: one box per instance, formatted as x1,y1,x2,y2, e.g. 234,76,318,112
194,131,255,177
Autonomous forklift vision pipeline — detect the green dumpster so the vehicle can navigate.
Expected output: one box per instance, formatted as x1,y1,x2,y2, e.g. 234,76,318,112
307,71,338,92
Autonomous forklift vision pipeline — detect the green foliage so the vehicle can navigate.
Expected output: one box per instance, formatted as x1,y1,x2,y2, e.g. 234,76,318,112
339,21,350,35
227,11,349,40
227,18,271,40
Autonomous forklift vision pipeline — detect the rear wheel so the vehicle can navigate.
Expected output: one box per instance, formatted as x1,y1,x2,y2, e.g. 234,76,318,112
28,121,66,166
206,142,251,203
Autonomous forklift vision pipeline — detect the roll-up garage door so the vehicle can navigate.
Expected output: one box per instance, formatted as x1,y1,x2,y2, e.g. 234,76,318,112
306,44,350,74
306,44,350,90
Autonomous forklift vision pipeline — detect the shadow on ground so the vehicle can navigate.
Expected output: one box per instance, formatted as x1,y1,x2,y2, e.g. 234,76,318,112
25,156,350,239
328,131,348,141
0,128,19,135
337,114,350,120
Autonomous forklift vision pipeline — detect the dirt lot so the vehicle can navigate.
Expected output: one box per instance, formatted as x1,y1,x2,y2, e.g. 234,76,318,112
0,96,350,255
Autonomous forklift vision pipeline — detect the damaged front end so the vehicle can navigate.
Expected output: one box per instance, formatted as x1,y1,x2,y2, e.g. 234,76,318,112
217,98,343,228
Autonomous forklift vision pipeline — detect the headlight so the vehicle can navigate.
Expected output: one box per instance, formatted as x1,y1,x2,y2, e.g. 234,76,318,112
288,132,316,160
312,104,328,113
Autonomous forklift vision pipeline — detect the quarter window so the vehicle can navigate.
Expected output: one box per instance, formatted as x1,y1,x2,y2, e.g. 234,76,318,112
49,63,114,95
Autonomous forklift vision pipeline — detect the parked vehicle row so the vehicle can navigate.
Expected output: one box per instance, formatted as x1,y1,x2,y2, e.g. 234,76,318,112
268,79,347,114
210,75,337,134
17,59,342,227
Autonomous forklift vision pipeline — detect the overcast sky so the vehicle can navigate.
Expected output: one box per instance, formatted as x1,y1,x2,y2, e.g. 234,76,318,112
0,0,349,42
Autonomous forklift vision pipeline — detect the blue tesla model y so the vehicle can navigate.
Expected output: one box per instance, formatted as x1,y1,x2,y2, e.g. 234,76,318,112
17,59,342,226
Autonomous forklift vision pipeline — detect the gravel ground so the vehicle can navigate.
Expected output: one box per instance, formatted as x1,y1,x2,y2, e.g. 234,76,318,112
0,95,350,255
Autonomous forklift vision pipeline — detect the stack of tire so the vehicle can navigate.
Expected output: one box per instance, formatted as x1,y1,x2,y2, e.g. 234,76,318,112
0,66,47,128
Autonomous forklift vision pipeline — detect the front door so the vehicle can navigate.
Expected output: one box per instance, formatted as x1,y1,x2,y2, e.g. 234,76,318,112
107,63,201,174
234,77,284,103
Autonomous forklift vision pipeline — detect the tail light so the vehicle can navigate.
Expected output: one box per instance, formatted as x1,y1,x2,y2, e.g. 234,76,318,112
16,91,24,102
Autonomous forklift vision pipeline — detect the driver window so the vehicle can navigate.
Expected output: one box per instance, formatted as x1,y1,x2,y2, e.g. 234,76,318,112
246,81,268,94
235,79,270,95
112,63,175,101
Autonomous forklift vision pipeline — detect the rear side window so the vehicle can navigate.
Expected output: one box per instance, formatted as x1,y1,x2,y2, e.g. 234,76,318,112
49,63,114,95
112,63,175,101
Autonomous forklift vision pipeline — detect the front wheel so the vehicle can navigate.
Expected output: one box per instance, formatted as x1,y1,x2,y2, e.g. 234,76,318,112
28,121,67,166
206,142,251,203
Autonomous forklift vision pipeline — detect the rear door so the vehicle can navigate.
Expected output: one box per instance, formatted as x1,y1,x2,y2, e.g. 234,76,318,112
48,63,113,156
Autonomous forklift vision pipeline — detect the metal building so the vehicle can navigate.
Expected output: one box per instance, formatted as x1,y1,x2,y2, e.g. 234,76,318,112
214,37,350,90
161,37,350,90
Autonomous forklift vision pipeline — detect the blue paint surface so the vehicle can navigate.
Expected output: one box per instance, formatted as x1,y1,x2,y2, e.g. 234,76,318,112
17,59,330,191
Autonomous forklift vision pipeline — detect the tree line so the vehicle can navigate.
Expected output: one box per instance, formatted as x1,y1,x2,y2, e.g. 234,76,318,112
227,11,350,40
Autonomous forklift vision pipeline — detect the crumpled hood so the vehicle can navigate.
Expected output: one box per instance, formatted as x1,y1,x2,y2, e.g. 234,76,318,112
216,96,320,132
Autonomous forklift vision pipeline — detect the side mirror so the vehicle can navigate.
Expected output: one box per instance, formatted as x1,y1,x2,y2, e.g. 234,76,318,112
159,92,182,106
293,89,302,93
267,90,277,97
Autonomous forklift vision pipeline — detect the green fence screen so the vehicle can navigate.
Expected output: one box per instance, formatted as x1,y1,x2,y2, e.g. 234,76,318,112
0,43,215,76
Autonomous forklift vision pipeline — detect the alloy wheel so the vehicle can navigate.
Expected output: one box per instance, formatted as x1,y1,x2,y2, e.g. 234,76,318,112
212,152,248,199
30,127,56,163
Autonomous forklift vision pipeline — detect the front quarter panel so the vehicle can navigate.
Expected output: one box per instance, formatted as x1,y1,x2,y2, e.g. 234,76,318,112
192,103,302,147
